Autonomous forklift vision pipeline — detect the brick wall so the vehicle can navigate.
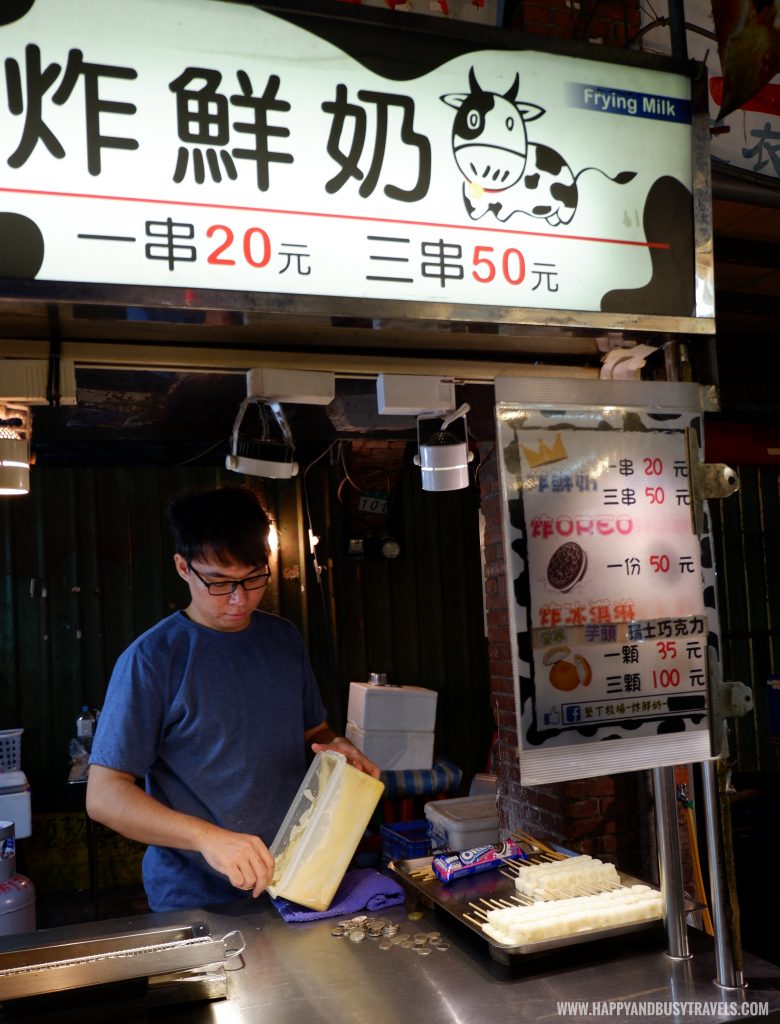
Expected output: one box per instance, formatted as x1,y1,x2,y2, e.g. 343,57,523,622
505,0,641,48
477,441,648,876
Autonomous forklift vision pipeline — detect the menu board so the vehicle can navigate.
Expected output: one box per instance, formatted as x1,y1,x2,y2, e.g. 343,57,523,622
496,378,716,784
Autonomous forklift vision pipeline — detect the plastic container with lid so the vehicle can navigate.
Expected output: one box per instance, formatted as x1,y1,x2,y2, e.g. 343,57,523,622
266,750,384,911
345,721,434,770
424,795,499,852
0,773,31,839
347,681,437,732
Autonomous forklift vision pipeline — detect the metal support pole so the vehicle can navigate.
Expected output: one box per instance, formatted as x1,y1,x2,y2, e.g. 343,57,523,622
653,765,691,959
667,0,689,61
701,758,745,989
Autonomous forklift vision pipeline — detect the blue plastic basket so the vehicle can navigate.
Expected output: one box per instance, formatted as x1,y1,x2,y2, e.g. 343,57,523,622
380,819,432,865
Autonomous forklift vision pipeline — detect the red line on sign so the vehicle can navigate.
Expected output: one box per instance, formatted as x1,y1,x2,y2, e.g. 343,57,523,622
0,185,670,250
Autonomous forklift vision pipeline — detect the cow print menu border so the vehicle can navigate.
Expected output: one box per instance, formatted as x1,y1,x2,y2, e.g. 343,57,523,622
498,403,720,759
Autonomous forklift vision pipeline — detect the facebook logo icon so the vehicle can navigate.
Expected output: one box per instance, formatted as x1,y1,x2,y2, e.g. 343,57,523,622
564,705,582,724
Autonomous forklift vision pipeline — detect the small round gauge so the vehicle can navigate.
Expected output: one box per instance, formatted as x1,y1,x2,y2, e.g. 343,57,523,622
381,538,401,559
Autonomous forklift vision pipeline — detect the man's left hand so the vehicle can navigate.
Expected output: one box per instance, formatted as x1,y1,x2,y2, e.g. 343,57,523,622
311,737,381,779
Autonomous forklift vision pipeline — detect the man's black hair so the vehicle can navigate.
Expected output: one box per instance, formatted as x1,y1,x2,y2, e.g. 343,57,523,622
167,485,271,567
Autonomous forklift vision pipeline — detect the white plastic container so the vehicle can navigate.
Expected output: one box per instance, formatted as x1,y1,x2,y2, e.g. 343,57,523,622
345,722,434,771
0,730,22,773
347,682,437,732
0,773,31,839
267,751,384,911
424,795,499,852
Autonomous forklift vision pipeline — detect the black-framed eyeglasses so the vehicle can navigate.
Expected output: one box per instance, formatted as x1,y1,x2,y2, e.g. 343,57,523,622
188,563,271,596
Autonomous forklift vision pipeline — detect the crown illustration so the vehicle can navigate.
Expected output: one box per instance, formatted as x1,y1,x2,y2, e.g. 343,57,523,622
520,433,567,468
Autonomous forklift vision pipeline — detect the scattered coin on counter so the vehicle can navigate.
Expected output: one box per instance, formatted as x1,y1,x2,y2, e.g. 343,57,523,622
328,914,449,954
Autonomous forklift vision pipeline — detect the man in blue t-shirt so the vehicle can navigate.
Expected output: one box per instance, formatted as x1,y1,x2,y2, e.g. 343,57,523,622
87,485,378,912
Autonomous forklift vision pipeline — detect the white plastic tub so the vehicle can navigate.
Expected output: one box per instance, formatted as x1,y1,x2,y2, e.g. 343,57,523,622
347,682,437,732
345,722,434,771
0,773,31,840
267,751,384,911
424,795,499,852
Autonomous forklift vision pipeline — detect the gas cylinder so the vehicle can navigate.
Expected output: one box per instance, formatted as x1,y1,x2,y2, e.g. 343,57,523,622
0,820,36,935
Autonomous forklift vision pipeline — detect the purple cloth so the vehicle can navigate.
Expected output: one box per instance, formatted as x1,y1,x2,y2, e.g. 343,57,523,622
270,868,405,922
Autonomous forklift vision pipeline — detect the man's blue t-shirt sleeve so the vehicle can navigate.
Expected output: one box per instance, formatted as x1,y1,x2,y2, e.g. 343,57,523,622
90,636,169,779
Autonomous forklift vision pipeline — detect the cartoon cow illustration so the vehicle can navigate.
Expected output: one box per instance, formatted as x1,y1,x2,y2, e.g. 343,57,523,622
441,69,635,227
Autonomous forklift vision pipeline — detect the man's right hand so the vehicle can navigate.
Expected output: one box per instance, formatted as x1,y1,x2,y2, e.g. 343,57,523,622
87,764,275,898
199,829,275,898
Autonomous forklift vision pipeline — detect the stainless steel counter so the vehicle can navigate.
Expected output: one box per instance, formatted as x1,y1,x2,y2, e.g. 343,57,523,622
2,895,779,1022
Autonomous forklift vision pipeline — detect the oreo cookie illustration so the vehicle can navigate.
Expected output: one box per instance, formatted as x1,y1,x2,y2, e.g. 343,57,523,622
0,213,44,278
546,542,587,593
0,2,35,26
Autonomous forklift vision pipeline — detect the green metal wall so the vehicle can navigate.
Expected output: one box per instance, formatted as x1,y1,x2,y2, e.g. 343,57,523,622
0,459,491,815
0,466,234,810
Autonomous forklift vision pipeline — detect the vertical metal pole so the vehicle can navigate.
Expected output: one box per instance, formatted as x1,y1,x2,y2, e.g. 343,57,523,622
701,758,745,989
653,766,691,959
669,956,696,1007
661,7,742,982
667,0,689,61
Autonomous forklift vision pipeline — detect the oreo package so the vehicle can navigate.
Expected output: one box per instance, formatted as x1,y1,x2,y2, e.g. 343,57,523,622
432,840,525,883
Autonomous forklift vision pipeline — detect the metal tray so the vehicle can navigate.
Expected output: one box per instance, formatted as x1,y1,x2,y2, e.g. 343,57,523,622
389,856,672,966
0,921,245,1001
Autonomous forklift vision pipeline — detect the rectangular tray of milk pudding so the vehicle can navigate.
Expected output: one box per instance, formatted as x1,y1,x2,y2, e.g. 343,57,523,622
389,855,685,965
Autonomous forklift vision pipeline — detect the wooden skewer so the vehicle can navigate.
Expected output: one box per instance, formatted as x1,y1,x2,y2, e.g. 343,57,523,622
500,860,522,875
410,869,433,879
511,829,568,860
463,913,485,926
521,878,626,901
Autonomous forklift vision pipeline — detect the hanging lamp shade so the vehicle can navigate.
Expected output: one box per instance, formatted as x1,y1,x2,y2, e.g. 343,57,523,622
413,403,473,492
0,436,30,495
225,397,299,480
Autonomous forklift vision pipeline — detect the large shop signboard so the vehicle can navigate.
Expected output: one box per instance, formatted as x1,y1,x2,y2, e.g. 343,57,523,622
0,0,710,328
496,378,716,785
